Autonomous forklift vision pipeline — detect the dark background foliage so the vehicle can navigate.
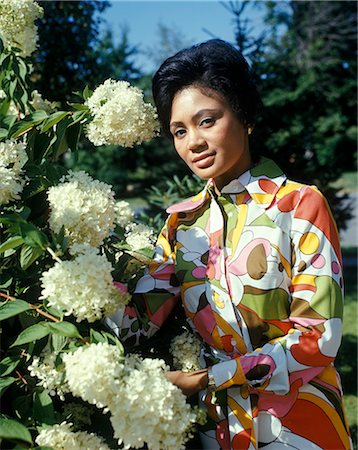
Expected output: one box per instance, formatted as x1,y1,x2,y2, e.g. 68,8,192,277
31,1,357,232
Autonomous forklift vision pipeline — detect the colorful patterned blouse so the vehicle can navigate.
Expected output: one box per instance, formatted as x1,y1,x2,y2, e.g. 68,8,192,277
107,158,351,450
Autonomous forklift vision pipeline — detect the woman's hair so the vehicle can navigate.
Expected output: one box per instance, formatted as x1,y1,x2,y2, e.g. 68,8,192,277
152,39,262,137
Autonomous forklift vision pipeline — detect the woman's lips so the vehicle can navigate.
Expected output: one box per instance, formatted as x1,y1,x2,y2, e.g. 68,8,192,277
192,153,216,169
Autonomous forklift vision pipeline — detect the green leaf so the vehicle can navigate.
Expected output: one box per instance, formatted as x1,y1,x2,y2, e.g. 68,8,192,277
20,244,44,270
0,377,16,395
11,323,50,347
44,162,67,184
102,332,124,354
0,236,24,253
52,116,71,159
2,113,17,129
33,391,55,425
18,222,48,249
9,111,48,138
0,54,10,71
68,102,89,111
19,207,31,220
0,127,8,139
21,177,51,200
47,321,82,339
66,121,81,152
71,110,88,123
83,85,93,100
27,110,48,122
40,111,69,133
90,329,107,344
17,59,27,81
0,356,21,377
9,78,17,97
0,299,31,321
8,120,34,139
51,334,67,354
0,418,32,444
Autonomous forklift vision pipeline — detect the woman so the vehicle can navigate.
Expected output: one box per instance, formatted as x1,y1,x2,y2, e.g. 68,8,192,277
106,40,351,449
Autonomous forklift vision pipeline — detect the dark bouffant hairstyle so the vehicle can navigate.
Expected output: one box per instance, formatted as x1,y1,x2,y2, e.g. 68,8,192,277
152,39,262,137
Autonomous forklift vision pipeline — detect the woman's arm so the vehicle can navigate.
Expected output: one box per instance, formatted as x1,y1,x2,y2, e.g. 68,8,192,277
210,185,344,394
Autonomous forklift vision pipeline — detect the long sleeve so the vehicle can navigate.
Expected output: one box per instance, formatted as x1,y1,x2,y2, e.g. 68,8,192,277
105,215,181,348
211,185,344,394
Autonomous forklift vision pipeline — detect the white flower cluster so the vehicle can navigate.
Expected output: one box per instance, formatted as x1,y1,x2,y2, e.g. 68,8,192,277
63,342,124,409
125,223,155,252
63,343,197,450
47,170,116,247
0,139,28,205
30,90,59,113
28,351,69,401
110,354,196,450
40,245,130,322
0,0,43,57
193,406,208,426
35,422,110,450
85,79,159,147
170,330,202,372
114,200,134,228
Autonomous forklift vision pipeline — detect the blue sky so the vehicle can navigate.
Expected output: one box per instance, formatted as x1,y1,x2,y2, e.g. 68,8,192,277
101,1,266,72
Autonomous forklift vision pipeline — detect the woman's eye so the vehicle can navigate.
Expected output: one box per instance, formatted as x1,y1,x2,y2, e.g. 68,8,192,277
174,129,186,138
200,117,214,126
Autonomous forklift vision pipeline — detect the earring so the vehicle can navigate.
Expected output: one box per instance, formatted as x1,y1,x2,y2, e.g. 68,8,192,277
247,126,254,135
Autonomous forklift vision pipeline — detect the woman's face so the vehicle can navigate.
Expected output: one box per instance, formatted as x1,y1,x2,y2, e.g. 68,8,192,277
170,86,251,190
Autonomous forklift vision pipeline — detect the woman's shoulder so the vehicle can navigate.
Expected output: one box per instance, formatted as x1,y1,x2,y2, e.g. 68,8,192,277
166,187,209,215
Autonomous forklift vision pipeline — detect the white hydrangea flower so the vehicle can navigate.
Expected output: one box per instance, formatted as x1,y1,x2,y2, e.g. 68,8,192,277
47,170,116,247
63,344,197,450
28,351,69,401
114,200,134,228
170,330,202,372
194,406,208,426
35,421,110,450
0,139,28,205
40,245,130,323
125,223,155,251
85,79,159,147
30,90,59,113
63,342,124,409
109,355,197,450
0,0,43,57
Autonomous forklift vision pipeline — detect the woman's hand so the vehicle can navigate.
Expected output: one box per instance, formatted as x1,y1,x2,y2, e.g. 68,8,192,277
166,369,208,397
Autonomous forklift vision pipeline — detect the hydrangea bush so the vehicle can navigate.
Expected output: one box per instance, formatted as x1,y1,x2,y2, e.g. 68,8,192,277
0,2,203,448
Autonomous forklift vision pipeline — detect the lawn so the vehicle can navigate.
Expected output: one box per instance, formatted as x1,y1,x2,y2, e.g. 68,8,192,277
331,171,358,193
337,247,358,448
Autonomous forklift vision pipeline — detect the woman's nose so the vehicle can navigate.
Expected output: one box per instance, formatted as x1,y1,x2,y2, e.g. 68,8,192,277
187,130,206,151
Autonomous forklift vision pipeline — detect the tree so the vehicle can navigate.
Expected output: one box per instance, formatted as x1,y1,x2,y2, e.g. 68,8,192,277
33,1,141,106
228,0,357,229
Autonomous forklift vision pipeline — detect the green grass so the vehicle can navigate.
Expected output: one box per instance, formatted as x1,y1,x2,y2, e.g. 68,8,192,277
331,171,357,193
338,254,358,448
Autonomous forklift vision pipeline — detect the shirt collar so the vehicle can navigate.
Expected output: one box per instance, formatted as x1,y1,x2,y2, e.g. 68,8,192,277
166,157,287,213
